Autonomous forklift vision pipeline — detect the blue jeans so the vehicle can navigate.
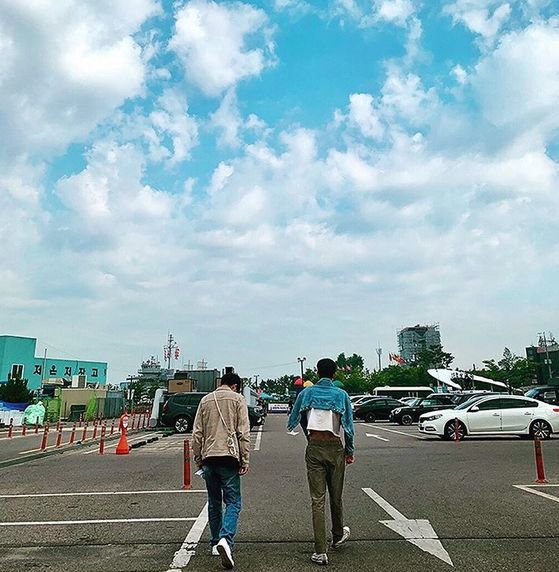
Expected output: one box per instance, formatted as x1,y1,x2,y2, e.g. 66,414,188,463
203,463,242,548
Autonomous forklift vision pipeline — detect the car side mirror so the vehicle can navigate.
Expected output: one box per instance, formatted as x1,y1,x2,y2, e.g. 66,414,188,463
470,406,480,412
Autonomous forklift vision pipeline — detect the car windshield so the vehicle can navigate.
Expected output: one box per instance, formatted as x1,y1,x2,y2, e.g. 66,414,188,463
524,388,542,399
454,395,487,410
406,398,421,407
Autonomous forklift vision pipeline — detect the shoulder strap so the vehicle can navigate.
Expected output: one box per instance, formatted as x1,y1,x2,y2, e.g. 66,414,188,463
213,392,233,434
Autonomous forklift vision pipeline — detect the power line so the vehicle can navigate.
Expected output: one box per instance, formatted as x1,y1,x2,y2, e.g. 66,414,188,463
252,360,299,371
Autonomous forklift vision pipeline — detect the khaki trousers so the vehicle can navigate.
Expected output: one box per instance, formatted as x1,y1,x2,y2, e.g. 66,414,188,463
305,439,345,554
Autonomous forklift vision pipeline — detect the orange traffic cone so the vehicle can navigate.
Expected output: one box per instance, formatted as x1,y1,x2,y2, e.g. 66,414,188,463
115,413,130,455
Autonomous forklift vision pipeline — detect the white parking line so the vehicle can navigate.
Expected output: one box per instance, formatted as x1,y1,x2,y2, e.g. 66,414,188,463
366,433,390,442
253,426,263,451
0,517,197,527
363,424,427,440
514,485,559,504
0,490,206,499
166,503,209,571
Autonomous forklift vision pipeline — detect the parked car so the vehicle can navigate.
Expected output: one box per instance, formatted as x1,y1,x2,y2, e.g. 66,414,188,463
350,395,372,409
389,396,455,425
524,386,559,406
426,391,496,406
353,397,403,423
419,394,559,440
399,397,418,405
160,392,265,433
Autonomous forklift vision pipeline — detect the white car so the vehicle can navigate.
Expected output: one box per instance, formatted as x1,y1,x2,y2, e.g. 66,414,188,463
418,394,559,440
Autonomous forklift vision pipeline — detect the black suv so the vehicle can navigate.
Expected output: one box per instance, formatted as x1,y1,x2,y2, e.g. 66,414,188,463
160,392,265,433
389,396,455,425
525,386,559,406
353,397,403,423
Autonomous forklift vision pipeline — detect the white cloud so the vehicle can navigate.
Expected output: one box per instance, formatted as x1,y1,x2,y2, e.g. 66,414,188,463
148,89,199,164
210,89,243,149
444,1,512,38
170,0,276,97
347,93,385,140
452,64,468,84
0,0,158,162
472,22,559,128
375,0,415,25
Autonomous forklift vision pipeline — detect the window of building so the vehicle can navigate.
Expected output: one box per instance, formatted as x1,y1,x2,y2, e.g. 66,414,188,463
10,364,24,379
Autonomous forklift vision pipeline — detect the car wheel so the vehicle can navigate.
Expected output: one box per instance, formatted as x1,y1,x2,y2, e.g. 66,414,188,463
401,414,413,426
365,412,376,423
174,415,191,433
530,420,552,440
444,420,466,441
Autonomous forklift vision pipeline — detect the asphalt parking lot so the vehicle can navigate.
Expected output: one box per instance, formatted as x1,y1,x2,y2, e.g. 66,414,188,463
0,416,558,571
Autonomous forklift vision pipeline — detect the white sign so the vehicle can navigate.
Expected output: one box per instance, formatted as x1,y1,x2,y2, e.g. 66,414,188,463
268,403,289,413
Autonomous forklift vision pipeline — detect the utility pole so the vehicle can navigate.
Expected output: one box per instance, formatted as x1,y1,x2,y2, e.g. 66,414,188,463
375,345,382,371
254,374,259,389
539,332,553,380
163,333,180,370
297,356,306,380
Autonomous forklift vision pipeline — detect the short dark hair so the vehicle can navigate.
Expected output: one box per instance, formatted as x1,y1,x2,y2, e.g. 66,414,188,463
317,358,337,379
221,372,241,388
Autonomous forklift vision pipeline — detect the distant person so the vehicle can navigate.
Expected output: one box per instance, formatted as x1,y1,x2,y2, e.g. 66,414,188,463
287,358,355,566
192,372,251,570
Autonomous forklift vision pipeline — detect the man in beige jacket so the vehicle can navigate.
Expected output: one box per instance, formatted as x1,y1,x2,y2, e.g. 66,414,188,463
192,372,251,570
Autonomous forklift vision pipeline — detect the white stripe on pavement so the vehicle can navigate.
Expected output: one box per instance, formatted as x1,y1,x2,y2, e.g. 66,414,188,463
514,485,559,504
362,487,407,520
0,517,197,527
166,503,209,571
365,433,390,442
363,424,427,440
253,426,263,451
0,490,206,499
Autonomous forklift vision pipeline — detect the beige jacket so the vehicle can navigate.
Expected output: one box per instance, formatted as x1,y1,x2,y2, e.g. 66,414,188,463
192,385,251,469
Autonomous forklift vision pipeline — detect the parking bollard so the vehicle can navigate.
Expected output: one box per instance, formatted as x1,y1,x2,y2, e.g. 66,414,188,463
110,418,115,435
183,439,192,490
82,421,88,442
78,414,83,428
7,418,13,439
534,439,548,484
40,425,49,451
92,419,99,440
56,423,63,448
69,423,76,445
22,422,27,437
99,423,107,455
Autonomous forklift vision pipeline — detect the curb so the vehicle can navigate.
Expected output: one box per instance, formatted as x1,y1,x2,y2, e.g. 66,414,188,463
0,430,160,469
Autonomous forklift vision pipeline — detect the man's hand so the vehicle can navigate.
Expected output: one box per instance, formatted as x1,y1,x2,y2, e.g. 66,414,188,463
238,466,249,476
345,455,355,465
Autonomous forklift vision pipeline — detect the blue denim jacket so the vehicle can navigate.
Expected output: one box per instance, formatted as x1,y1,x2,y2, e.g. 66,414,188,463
287,378,355,455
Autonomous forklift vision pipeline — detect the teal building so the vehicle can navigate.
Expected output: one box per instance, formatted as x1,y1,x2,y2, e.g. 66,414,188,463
0,335,107,391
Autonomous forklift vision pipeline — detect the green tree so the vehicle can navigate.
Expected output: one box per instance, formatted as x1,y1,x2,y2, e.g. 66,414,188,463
480,348,538,391
259,374,297,397
0,376,33,403
414,345,454,369
336,353,365,370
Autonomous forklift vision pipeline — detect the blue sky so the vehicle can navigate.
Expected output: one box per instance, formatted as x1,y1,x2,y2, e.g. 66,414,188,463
1,0,558,382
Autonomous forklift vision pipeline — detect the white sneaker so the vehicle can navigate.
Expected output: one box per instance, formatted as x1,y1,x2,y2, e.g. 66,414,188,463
217,538,234,569
211,545,219,556
333,526,350,549
311,553,328,566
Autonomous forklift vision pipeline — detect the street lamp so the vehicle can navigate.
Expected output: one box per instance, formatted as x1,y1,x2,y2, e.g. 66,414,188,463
297,356,306,380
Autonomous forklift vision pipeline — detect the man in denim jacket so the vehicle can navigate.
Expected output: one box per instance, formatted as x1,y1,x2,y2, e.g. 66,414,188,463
287,358,355,566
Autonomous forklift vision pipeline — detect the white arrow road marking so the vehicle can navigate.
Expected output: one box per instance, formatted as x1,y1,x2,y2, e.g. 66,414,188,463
362,487,453,567
365,433,389,442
